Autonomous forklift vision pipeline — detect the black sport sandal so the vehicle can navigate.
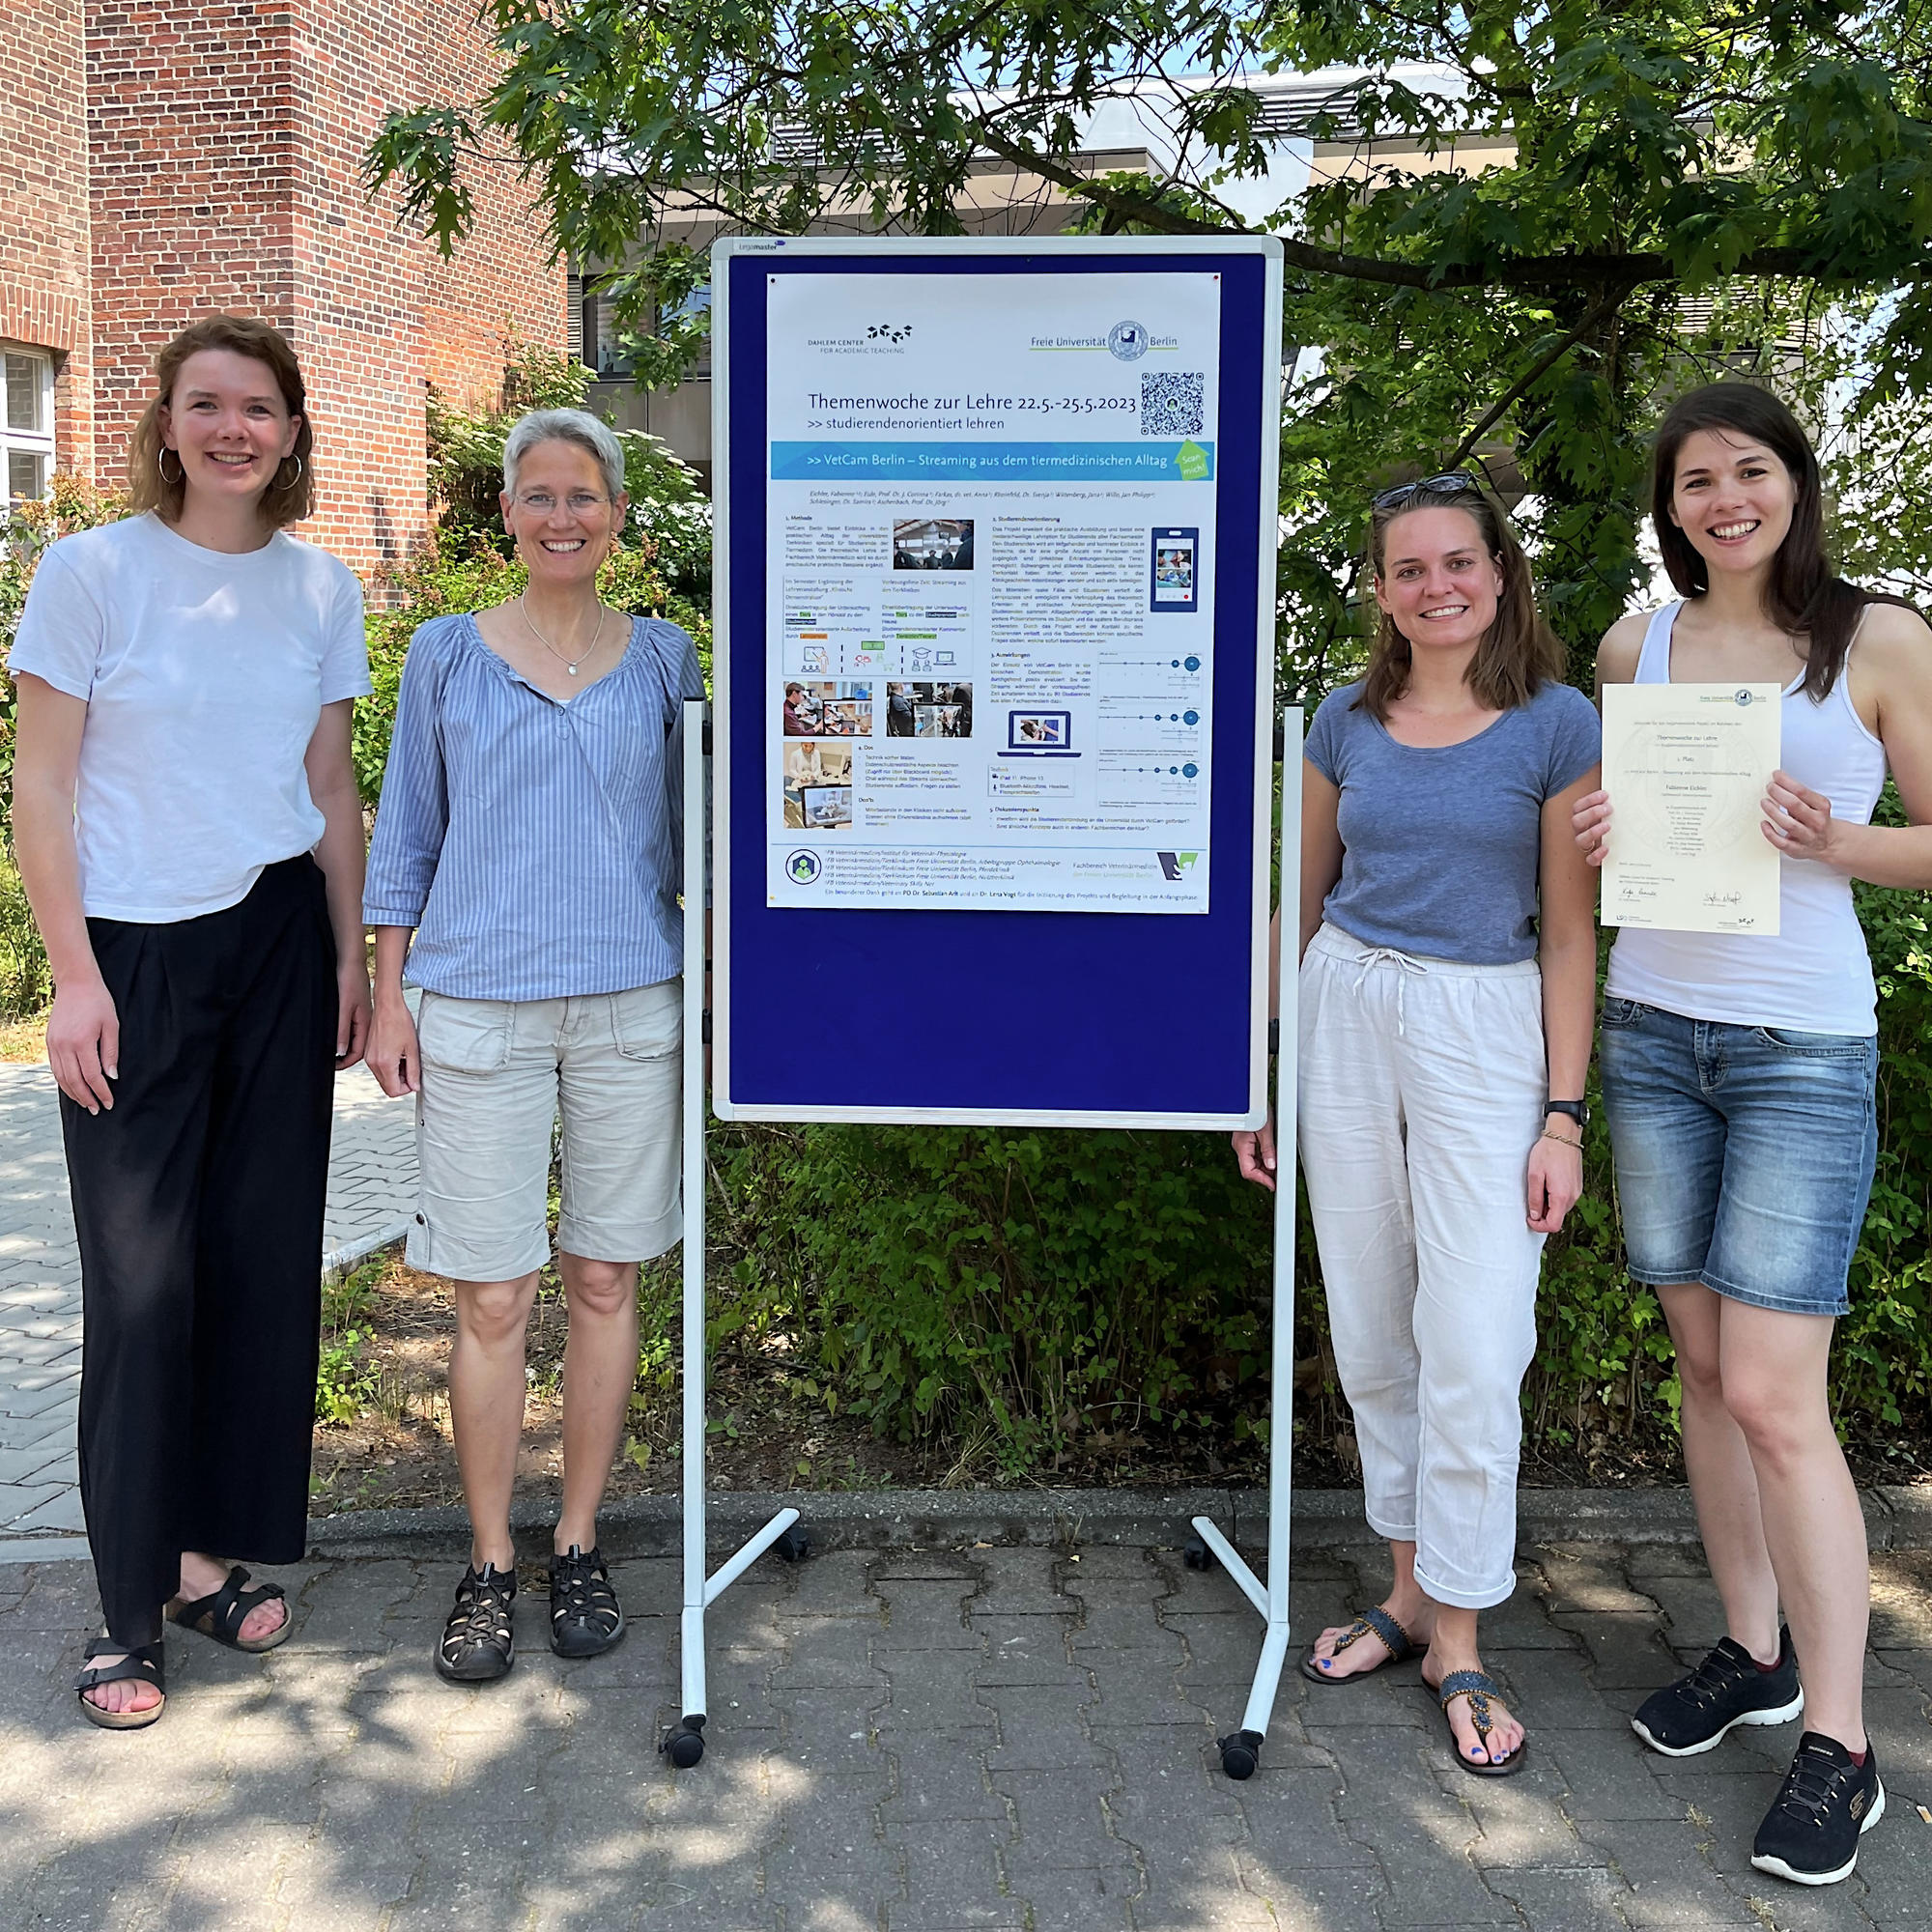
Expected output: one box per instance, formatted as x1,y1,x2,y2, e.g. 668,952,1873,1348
1631,1627,1803,1757
435,1562,516,1684
549,1545,624,1658
1751,1732,1885,1886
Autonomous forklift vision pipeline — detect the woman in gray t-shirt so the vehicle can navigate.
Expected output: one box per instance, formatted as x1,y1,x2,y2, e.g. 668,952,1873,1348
1235,476,1600,1778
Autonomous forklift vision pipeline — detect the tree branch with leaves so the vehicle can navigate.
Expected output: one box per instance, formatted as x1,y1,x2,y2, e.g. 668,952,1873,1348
368,0,1932,675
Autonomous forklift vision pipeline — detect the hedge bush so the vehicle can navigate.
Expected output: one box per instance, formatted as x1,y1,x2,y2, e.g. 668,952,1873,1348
707,803,1932,1481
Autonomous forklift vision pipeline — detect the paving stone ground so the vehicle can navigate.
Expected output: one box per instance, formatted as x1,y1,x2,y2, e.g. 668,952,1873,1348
2,1535,1929,1930
0,1064,416,1541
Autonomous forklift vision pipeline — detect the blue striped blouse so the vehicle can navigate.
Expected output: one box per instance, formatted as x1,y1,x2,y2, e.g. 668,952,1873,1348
363,611,706,1001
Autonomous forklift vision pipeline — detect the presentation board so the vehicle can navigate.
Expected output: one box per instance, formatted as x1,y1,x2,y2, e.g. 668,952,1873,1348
713,237,1283,1126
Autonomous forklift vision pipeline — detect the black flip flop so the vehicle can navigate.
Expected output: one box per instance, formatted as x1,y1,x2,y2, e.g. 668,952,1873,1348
1300,1605,1420,1685
166,1565,290,1654
75,1638,166,1730
1435,1668,1526,1776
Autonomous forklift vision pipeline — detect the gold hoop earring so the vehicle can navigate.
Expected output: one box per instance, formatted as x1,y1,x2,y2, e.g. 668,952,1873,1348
274,454,305,490
157,447,184,484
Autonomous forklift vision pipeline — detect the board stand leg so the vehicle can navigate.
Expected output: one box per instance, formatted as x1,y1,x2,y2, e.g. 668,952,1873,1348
1190,709,1298,1781
667,699,805,1770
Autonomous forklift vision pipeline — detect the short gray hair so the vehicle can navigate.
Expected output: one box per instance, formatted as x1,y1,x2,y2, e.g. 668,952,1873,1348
502,409,627,503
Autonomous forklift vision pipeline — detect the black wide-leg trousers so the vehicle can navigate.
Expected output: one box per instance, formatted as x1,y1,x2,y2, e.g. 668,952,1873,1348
61,857,337,1646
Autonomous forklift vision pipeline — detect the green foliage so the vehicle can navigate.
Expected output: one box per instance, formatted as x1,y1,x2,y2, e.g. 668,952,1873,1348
713,1124,1276,1474
370,0,1932,669
366,16,1932,1468
0,856,51,1021
0,478,128,1019
702,877,1932,1479
315,1257,383,1426
1836,786,1932,1450
427,342,711,602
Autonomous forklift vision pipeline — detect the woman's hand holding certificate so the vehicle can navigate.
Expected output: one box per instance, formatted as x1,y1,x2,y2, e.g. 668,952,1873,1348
1598,683,1782,934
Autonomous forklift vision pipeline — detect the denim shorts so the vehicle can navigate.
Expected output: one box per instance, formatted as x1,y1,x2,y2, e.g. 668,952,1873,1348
1598,998,1878,1319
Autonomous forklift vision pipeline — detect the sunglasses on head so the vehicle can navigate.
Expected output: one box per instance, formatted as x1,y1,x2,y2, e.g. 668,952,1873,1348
1371,471,1484,512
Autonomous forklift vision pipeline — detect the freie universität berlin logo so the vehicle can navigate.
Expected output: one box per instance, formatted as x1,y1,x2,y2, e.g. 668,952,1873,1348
785,849,823,885
1108,321,1150,361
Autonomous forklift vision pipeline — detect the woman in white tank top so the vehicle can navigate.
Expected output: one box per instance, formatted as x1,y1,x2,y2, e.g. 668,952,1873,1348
1574,384,1932,1887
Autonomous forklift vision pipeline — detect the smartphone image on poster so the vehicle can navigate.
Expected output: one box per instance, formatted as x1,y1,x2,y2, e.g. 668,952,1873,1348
1150,527,1199,611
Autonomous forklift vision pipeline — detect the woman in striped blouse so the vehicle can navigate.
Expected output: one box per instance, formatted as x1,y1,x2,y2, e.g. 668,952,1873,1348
363,409,703,1686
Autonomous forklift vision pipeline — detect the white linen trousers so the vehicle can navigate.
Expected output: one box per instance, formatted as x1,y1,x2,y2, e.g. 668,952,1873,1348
1298,922,1549,1608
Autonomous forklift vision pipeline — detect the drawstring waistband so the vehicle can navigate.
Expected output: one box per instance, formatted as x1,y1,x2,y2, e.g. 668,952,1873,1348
1348,946,1432,1037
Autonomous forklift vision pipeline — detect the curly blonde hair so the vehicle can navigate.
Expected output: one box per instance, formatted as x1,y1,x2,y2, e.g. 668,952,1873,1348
127,315,314,527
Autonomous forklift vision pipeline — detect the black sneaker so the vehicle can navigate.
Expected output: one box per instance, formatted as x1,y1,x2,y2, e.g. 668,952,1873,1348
1751,1732,1885,1886
1631,1628,1803,1756
434,1561,516,1684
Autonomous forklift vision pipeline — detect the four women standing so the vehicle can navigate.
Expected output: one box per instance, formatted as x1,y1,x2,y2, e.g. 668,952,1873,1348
11,320,1927,1892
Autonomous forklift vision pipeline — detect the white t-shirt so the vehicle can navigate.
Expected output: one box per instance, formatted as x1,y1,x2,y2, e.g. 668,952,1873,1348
9,512,372,922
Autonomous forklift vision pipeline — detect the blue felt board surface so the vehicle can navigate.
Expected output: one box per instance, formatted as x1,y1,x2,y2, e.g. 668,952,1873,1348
718,246,1274,1123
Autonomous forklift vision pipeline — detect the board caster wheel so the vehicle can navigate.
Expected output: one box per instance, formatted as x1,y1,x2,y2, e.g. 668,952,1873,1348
1182,1535,1213,1572
775,1523,811,1564
1218,1729,1262,1780
662,1716,705,1768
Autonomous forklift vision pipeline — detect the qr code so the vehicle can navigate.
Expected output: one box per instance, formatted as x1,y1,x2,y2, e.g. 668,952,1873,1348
1141,370,1204,436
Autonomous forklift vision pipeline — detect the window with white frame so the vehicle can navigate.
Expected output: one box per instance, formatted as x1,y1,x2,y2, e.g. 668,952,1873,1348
0,348,56,508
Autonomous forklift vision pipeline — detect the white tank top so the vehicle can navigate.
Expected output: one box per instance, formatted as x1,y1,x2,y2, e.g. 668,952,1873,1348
1604,600,1887,1036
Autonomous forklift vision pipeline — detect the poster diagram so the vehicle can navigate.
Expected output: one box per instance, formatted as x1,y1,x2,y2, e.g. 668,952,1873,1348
764,270,1221,914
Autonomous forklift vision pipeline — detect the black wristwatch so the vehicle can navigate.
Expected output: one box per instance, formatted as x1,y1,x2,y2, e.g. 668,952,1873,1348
1546,1098,1590,1130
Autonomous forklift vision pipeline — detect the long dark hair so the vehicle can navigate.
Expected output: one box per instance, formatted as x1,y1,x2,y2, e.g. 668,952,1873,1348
1652,383,1912,699
1357,482,1564,721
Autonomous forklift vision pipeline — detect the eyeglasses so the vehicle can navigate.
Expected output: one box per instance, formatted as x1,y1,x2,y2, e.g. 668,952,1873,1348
1371,471,1484,512
514,491,609,515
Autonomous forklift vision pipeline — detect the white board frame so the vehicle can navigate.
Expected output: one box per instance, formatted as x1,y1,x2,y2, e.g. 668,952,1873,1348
711,234,1283,1129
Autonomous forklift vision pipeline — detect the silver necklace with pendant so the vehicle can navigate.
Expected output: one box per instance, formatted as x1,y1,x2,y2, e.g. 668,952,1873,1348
520,593,607,676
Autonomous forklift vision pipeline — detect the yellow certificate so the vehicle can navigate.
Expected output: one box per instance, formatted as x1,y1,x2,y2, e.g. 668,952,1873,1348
1602,682,1782,935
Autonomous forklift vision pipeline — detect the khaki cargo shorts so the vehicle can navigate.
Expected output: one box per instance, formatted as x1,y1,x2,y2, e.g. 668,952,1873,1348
407,980,682,1282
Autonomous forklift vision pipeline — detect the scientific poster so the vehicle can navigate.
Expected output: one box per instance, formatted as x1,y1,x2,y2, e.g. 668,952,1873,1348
763,270,1221,913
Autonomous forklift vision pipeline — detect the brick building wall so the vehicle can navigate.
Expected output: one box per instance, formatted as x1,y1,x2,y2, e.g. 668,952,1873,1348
84,0,300,493
0,0,93,476
4,0,562,576
289,0,427,568
421,14,567,412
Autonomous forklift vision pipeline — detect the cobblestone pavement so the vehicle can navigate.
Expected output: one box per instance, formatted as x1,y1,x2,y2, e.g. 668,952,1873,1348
1,1535,1929,1929
0,1065,416,1541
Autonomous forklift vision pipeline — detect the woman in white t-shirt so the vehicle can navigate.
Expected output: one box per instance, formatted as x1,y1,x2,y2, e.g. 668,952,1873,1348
1575,383,1932,1885
10,315,372,1729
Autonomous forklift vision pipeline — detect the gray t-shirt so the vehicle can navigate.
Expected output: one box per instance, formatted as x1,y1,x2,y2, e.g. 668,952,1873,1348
1304,679,1601,965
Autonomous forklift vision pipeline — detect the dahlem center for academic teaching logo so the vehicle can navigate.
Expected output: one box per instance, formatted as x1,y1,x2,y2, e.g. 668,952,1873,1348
1108,321,1150,361
785,849,823,886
